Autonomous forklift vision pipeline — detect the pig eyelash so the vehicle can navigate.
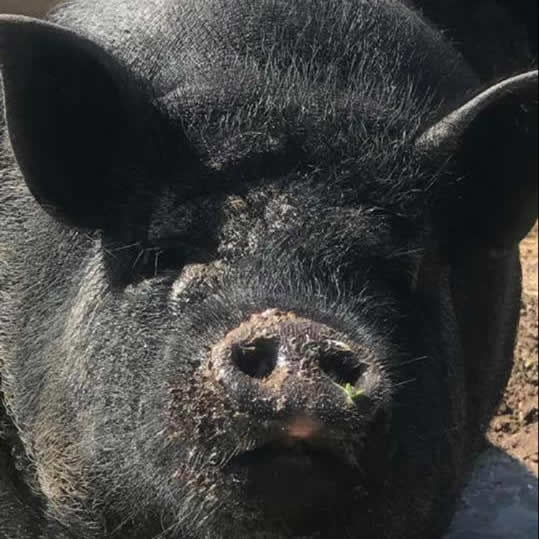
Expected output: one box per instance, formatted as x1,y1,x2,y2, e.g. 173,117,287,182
129,237,218,282
104,239,189,282
132,246,184,279
131,247,159,273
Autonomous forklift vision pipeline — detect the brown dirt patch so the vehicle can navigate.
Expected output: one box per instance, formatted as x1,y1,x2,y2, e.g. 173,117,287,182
488,223,538,475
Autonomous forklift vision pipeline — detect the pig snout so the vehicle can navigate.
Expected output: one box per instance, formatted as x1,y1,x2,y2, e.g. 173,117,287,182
205,309,391,524
210,309,387,426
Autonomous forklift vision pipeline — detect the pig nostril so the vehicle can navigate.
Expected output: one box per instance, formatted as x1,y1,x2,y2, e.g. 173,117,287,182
232,337,280,379
318,350,367,387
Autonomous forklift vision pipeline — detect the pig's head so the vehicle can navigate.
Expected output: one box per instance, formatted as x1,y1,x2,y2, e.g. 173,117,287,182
0,2,536,538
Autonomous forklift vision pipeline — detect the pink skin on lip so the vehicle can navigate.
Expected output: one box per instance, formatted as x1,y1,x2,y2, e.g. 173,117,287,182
284,417,321,441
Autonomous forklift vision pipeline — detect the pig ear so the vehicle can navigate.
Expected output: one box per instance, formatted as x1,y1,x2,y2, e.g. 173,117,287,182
0,16,145,229
417,70,538,252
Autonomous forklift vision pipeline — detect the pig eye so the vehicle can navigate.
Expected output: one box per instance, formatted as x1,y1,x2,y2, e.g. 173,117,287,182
363,257,422,297
104,234,217,285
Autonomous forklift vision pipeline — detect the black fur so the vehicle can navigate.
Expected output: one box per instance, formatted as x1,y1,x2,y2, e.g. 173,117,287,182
0,1,536,538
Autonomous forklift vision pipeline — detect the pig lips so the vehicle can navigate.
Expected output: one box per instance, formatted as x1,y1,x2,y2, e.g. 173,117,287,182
232,438,350,476
226,421,363,521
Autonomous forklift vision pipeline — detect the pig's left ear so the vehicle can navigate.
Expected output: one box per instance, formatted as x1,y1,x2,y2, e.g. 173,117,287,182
0,16,150,229
417,70,538,252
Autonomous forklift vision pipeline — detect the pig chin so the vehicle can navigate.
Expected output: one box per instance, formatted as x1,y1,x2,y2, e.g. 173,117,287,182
221,438,369,532
192,455,382,539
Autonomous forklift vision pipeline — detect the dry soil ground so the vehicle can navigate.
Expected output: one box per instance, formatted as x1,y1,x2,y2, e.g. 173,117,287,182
446,225,538,539
488,224,538,475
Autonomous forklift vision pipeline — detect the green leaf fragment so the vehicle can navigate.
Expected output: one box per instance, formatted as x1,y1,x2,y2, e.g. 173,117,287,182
339,383,365,403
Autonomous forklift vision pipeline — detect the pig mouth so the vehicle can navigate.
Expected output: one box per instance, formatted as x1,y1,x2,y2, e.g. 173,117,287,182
231,435,359,471
225,435,366,528
228,433,363,495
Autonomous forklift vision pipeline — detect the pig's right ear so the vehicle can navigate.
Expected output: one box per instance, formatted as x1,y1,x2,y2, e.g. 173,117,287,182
417,70,538,254
0,16,147,229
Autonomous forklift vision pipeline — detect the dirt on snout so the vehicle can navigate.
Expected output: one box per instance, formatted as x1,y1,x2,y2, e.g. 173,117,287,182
488,223,538,475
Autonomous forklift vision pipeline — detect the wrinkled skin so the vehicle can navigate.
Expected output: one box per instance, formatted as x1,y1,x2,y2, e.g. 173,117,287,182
0,1,536,538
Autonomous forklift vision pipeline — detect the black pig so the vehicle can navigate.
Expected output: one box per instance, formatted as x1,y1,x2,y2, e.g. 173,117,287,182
0,1,537,538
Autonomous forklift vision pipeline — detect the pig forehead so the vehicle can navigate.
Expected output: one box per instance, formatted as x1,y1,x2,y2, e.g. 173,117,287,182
149,4,451,163
53,0,474,164
55,0,468,94
147,183,396,249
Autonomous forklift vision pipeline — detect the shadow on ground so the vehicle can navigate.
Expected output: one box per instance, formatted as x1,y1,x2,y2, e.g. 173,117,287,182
447,446,538,539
